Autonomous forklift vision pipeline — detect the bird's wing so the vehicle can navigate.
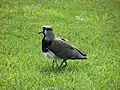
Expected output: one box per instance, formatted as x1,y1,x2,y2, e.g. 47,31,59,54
60,37,86,56
48,38,86,59
58,37,86,56
55,36,69,42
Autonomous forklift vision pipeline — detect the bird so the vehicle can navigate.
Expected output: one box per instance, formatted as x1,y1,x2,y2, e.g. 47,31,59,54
39,25,87,68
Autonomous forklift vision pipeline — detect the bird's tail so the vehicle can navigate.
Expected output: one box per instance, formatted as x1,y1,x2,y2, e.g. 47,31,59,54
76,48,87,56
71,53,87,60
72,57,87,60
75,48,87,59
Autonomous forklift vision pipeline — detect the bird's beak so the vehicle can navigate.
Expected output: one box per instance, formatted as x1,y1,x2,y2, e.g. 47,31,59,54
38,31,43,34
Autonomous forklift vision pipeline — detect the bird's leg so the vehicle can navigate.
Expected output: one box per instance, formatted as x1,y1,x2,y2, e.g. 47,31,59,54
52,60,55,68
54,60,59,68
60,60,64,67
60,59,67,68
62,60,67,68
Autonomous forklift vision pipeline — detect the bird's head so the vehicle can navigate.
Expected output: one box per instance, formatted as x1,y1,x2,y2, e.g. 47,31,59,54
39,25,55,41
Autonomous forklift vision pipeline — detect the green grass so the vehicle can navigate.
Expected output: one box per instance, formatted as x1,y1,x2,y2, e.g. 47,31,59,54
0,0,120,90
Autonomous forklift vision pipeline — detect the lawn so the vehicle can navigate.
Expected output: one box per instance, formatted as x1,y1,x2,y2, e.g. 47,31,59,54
0,0,120,90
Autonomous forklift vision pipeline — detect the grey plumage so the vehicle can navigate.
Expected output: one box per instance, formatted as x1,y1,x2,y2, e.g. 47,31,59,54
48,38,86,59
39,25,87,68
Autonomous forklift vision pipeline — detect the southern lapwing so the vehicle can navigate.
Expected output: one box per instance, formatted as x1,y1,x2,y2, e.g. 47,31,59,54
39,25,87,68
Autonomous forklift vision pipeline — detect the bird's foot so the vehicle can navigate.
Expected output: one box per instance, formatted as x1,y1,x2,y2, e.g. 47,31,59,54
60,60,67,68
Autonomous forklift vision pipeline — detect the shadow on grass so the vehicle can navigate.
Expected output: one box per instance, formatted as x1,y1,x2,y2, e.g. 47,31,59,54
40,65,66,74
39,62,90,74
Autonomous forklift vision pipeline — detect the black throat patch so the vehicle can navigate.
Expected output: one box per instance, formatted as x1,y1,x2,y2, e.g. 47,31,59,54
42,38,52,52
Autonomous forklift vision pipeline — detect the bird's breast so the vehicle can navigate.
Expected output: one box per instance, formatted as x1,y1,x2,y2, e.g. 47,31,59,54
43,50,58,60
42,38,52,52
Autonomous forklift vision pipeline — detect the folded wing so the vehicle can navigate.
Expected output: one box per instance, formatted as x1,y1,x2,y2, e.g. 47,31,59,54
48,38,87,60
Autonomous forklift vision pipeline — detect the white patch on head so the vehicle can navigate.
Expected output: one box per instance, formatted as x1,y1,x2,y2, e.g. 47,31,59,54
44,30,47,35
44,51,58,60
